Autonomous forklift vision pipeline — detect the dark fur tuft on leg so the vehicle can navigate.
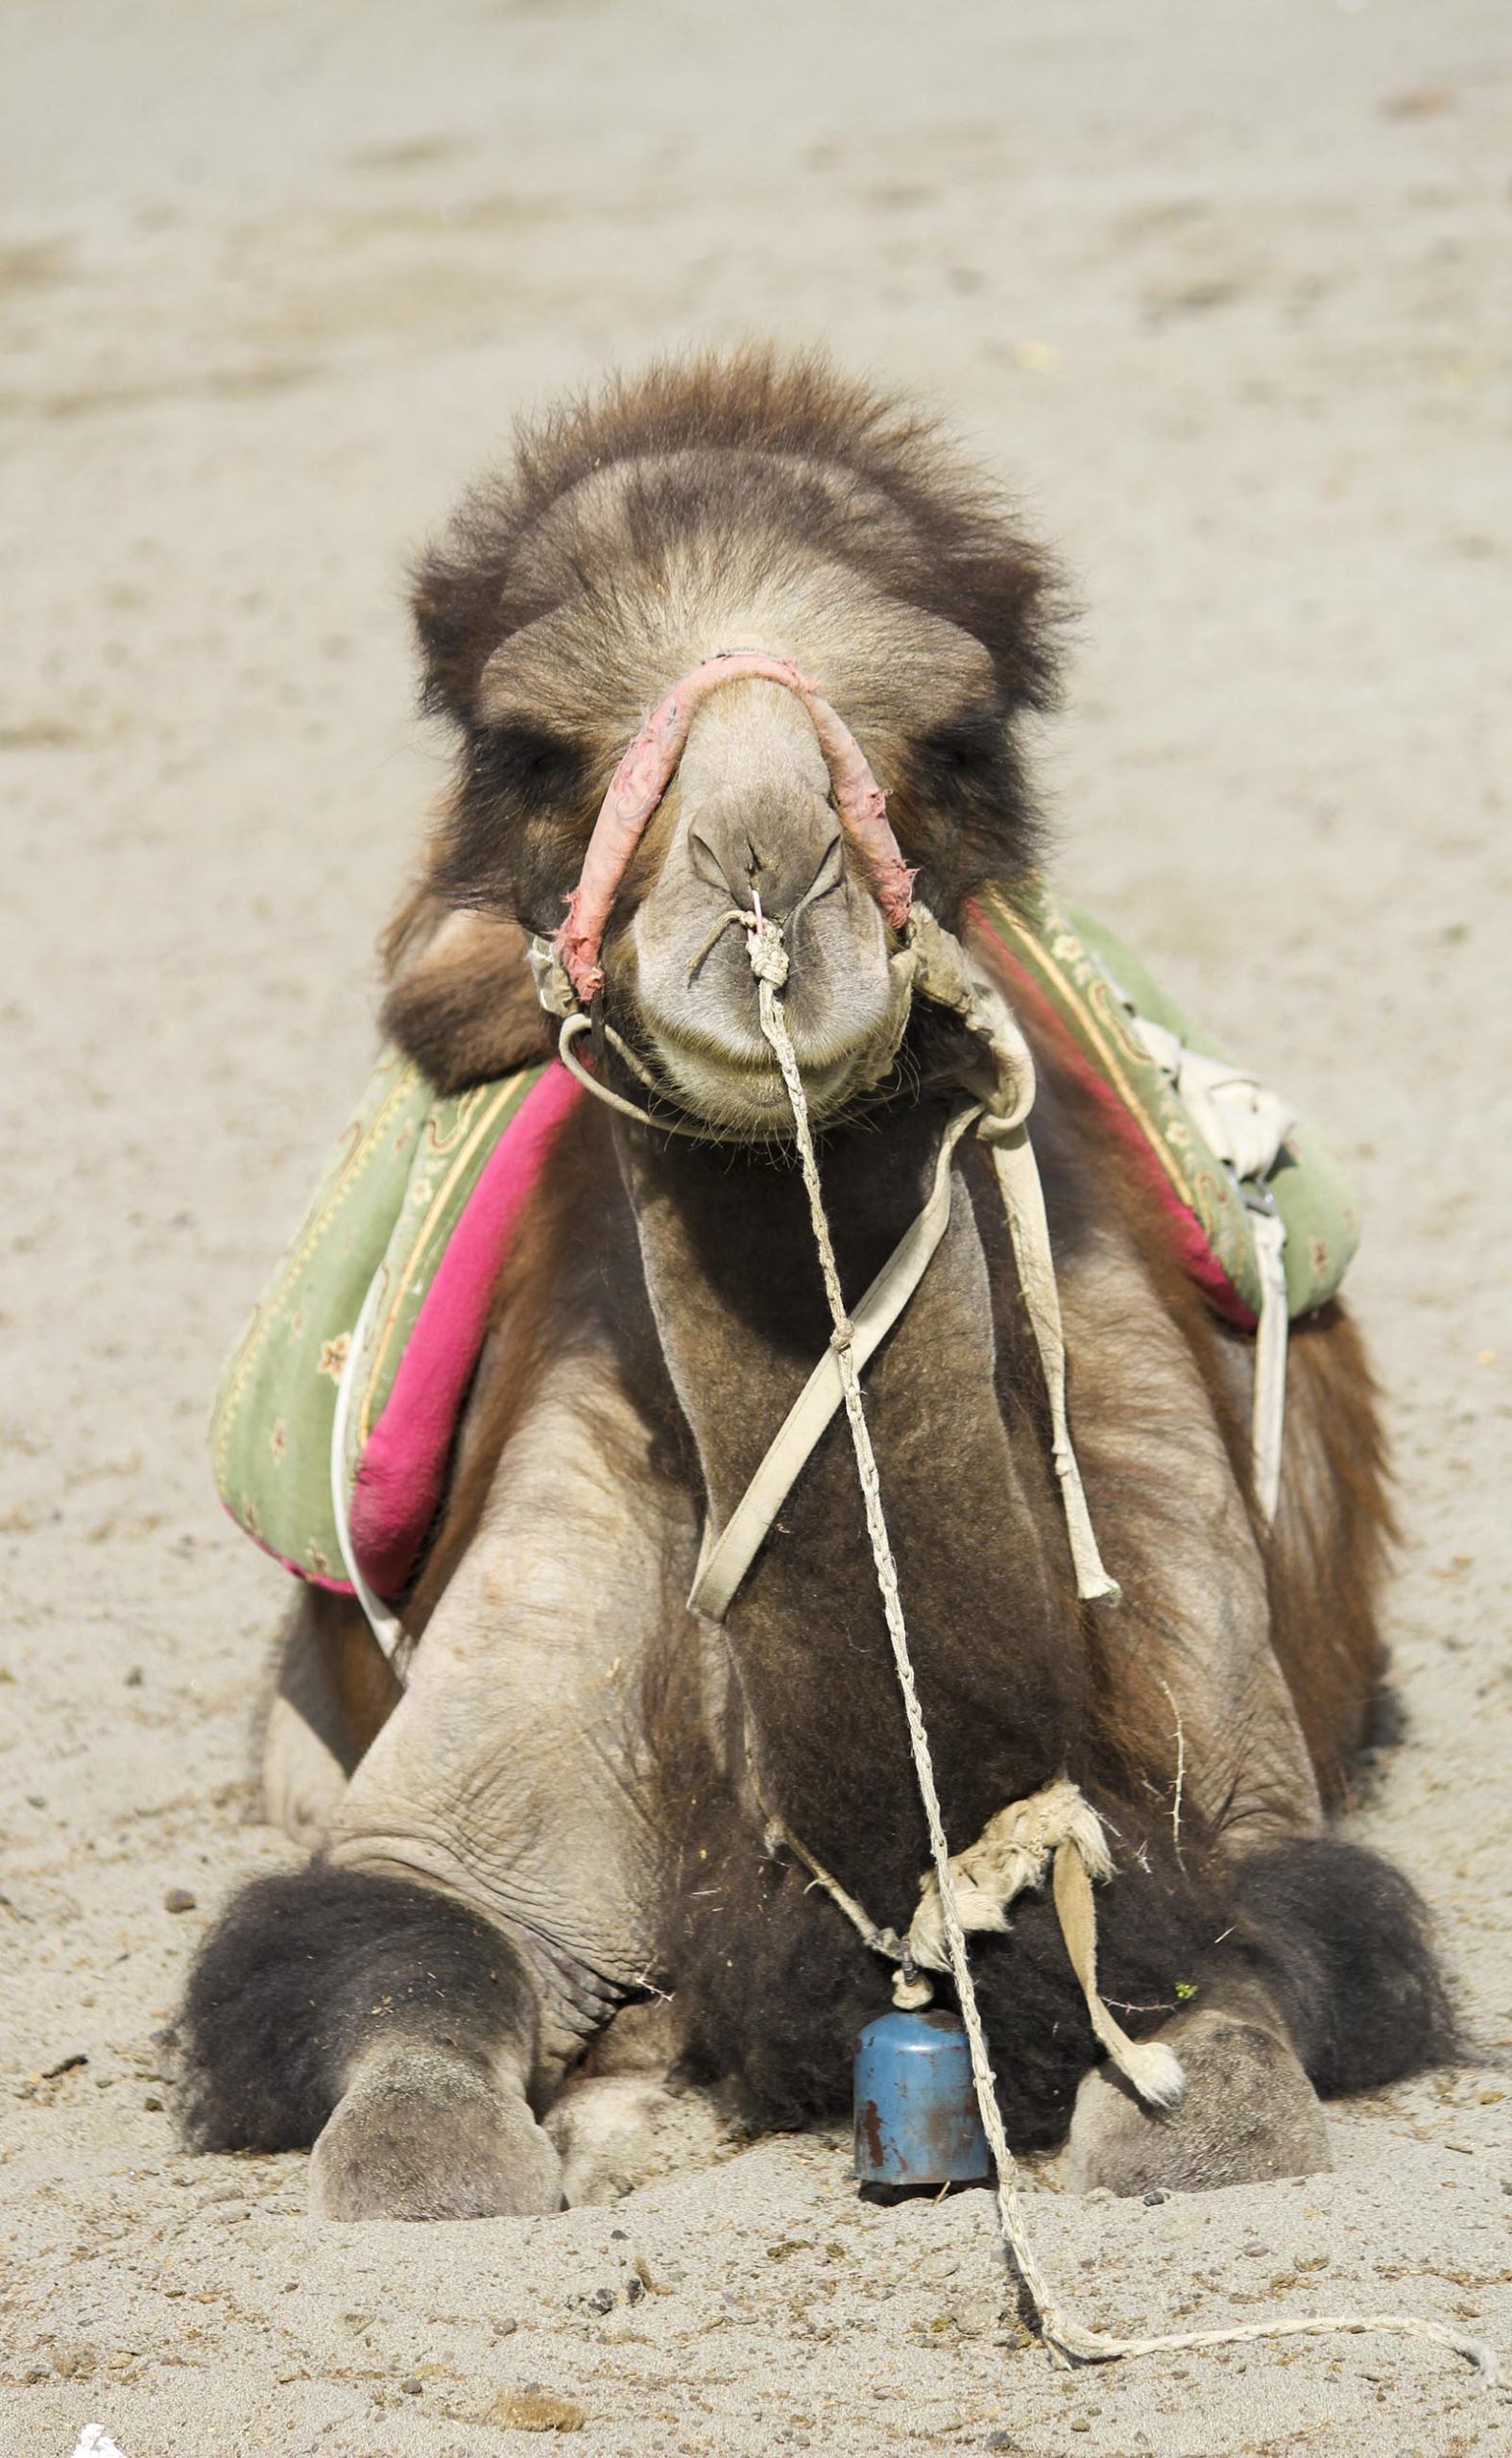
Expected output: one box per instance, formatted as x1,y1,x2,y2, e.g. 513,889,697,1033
969,1854,1231,2151
1233,1837,1459,2095
175,1863,537,2153
664,1813,885,2129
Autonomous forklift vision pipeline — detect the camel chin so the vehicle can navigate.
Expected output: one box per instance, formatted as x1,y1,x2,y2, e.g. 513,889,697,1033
637,1029,889,1135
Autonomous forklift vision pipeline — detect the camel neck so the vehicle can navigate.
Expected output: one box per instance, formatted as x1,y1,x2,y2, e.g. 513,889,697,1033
616,1098,1079,1892
617,1099,949,1523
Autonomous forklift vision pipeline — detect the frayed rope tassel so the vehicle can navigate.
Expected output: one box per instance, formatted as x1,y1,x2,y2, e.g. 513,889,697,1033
908,1781,1186,2109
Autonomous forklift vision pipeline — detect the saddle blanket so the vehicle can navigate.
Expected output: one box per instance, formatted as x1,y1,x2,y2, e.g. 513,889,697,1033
210,881,1358,1605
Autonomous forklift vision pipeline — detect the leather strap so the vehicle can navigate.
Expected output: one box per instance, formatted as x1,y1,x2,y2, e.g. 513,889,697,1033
1247,1194,1289,1522
687,1102,982,1623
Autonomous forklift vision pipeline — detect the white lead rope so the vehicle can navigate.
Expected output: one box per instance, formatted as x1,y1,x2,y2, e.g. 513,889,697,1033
1248,1196,1290,1523
980,1117,1118,1601
745,904,1495,2385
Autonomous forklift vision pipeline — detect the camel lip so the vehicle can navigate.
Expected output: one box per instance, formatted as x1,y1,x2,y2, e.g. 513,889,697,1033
623,1008,880,1129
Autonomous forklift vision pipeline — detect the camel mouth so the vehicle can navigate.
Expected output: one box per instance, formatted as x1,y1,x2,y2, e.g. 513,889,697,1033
630,1010,888,1135
616,895,916,1137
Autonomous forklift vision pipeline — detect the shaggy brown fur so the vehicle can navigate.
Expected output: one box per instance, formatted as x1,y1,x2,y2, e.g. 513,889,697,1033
381,897,553,1089
1265,1304,1397,1803
409,349,1061,935
180,351,1452,2195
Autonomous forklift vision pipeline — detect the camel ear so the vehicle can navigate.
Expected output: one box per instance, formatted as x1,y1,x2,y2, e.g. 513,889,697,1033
380,900,553,1092
411,549,502,724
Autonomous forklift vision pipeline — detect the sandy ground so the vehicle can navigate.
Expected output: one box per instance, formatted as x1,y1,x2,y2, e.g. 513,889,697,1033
2,4,1510,2453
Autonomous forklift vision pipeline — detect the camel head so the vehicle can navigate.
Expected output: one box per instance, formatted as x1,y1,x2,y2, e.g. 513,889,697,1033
403,353,1062,1132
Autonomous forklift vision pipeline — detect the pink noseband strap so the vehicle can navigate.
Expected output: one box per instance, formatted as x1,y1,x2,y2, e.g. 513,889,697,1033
554,651,915,1002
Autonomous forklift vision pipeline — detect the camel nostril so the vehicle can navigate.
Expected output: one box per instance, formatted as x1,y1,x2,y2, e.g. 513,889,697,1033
688,827,738,896
686,795,842,924
797,831,845,912
689,826,771,901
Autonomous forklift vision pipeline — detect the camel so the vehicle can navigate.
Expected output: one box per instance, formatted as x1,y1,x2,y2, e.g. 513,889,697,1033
178,352,1453,2222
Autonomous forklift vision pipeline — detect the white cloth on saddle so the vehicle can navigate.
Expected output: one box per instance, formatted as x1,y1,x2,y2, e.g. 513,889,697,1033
1131,1018,1295,1187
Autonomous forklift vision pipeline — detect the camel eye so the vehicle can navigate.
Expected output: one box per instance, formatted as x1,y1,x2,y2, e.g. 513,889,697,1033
469,720,586,816
920,707,1003,780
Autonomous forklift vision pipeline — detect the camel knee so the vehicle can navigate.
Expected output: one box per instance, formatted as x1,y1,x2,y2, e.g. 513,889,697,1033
311,2033,562,2222
1064,1989,1332,2197
1063,1834,1456,2197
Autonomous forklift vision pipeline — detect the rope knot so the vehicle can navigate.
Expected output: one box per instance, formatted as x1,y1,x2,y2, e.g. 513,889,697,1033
744,913,789,987
891,1966,935,2012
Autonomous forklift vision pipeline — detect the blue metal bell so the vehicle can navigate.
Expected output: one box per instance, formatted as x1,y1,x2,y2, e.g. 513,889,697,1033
853,2008,991,2186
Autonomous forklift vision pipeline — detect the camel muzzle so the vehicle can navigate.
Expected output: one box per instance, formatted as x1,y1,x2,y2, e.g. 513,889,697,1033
549,650,916,1007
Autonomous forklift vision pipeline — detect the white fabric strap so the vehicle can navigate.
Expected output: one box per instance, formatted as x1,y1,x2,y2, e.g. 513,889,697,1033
906,1779,1185,2109
687,1102,982,1622
1132,1019,1296,1189
330,1265,408,1669
1127,1010,1293,1522
911,909,1119,1602
1248,1201,1289,1523
981,1120,1121,1603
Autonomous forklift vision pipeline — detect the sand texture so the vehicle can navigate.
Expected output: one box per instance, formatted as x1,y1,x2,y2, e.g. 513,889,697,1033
1,4,1509,2452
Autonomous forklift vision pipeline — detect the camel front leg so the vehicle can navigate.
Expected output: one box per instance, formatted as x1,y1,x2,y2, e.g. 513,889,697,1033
1053,1225,1330,2189
180,1348,699,2220
1057,1221,1324,1850
1047,1226,1448,2192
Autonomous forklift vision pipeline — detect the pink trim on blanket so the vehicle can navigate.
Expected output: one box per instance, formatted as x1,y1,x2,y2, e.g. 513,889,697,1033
968,904,1258,1332
348,1060,585,1599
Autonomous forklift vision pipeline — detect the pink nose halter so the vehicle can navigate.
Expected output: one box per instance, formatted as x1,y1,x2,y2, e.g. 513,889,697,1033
554,651,916,1003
